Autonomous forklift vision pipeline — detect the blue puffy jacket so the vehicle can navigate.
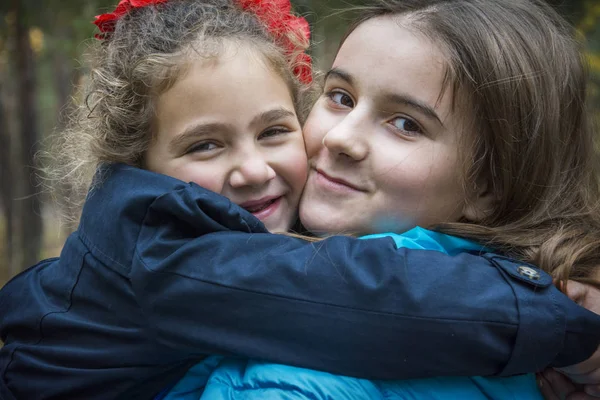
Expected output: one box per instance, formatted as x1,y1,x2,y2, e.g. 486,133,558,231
162,229,542,400
0,164,596,400
165,358,541,400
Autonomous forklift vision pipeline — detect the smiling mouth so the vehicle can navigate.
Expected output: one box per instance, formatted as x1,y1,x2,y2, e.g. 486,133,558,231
315,169,365,192
242,197,280,213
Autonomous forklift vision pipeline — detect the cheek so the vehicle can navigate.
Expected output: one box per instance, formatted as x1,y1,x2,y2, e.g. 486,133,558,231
302,106,328,159
393,154,465,216
170,163,226,195
145,133,227,194
144,136,170,174
424,152,464,195
375,148,462,203
282,145,309,195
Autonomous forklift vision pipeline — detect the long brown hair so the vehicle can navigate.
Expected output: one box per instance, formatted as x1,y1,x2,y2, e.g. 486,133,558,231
344,0,600,284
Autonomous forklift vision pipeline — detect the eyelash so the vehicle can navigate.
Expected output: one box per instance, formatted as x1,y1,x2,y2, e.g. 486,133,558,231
325,89,355,109
259,127,291,140
185,127,291,154
187,141,220,154
387,116,424,137
325,88,424,138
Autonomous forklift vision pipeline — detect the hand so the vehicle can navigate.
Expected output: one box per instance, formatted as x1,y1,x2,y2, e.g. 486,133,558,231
543,281,600,398
538,368,597,400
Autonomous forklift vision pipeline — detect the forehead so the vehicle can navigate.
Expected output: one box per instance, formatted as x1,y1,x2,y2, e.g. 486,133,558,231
338,17,446,74
334,17,452,113
160,46,294,113
153,45,297,145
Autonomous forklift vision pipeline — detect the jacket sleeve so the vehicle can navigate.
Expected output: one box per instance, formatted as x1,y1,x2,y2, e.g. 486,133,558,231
130,185,600,379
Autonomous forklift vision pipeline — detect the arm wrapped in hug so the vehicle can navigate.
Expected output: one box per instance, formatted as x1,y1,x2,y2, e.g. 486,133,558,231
1,164,598,400
132,174,600,379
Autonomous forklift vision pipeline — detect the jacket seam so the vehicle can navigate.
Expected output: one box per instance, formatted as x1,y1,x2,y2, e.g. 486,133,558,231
78,228,129,271
548,285,561,366
1,249,88,383
128,194,167,362
132,253,518,326
209,376,322,400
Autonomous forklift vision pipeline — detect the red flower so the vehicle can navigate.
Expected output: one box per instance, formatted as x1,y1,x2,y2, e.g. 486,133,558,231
93,0,168,39
93,0,312,83
287,16,310,42
237,0,312,83
294,52,313,85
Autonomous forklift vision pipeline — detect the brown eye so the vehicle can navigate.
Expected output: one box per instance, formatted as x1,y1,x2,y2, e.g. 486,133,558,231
328,91,354,108
389,117,422,136
259,127,289,140
188,141,220,153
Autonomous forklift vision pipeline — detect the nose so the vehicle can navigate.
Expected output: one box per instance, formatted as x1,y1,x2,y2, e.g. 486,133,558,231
322,111,369,161
229,154,276,188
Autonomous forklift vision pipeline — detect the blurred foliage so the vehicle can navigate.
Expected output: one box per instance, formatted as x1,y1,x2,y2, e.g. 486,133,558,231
0,0,599,285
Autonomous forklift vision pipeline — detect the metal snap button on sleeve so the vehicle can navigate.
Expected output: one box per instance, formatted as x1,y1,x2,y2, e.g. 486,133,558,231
517,266,541,280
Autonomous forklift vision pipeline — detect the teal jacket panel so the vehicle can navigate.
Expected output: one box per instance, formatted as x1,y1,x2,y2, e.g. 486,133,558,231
169,358,541,400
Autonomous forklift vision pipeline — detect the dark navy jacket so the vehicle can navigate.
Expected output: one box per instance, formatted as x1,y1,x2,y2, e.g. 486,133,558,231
1,164,599,400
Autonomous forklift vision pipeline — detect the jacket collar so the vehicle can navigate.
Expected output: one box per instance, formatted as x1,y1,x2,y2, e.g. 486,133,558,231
77,164,266,276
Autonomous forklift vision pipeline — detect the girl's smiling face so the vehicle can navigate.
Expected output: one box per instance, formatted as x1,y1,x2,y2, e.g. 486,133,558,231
300,17,490,236
146,45,308,233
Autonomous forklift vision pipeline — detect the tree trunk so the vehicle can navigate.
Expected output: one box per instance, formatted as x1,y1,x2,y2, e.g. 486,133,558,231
14,0,43,273
53,54,71,131
0,83,13,282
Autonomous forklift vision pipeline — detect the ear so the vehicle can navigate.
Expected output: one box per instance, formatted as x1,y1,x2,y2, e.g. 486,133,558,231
462,179,498,222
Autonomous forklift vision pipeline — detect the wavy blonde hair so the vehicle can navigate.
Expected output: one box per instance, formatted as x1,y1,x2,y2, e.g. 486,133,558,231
342,0,600,285
42,0,313,222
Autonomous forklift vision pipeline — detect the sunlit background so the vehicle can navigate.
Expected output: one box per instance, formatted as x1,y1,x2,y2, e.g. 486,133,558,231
1,0,599,287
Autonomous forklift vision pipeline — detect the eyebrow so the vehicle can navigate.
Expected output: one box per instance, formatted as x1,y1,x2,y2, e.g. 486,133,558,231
168,122,230,153
382,93,444,127
168,107,297,154
249,107,296,130
324,68,354,86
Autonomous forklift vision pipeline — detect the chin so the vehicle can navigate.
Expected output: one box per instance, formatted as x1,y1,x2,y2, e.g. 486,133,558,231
264,217,295,234
300,215,350,236
265,223,290,234
298,212,321,235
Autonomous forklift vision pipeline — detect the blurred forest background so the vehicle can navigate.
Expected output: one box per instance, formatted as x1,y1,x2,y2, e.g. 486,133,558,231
0,0,599,287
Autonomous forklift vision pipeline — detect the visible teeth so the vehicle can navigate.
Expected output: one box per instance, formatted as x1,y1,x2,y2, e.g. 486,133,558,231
246,199,276,213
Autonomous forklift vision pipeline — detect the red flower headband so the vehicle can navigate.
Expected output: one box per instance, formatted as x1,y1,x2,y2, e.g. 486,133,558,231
93,0,312,83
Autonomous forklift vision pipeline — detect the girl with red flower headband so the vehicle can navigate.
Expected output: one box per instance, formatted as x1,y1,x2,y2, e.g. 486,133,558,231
1,0,599,399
